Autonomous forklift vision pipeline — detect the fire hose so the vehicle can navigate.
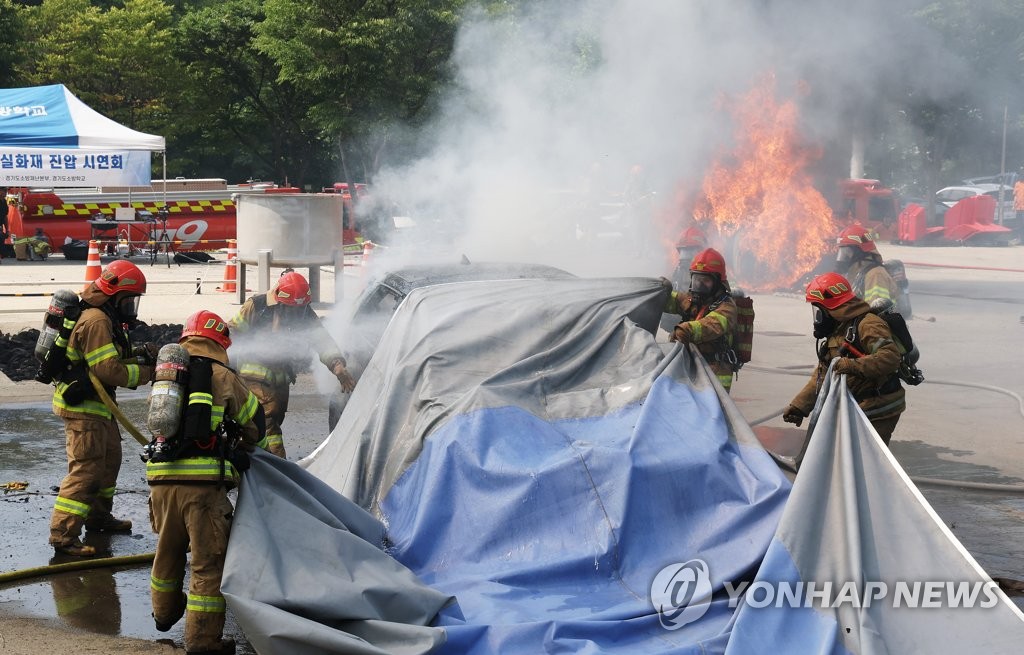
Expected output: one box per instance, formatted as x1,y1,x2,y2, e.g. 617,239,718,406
0,553,155,585
743,364,1024,494
88,371,149,446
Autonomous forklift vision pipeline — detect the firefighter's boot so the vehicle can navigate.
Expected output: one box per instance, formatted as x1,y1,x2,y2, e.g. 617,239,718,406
53,539,97,557
186,638,235,655
86,516,133,532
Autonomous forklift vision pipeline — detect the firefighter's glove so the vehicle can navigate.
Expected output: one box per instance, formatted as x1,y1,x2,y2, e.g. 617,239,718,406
782,405,807,427
332,360,356,393
133,342,160,366
658,276,674,292
671,323,692,344
833,358,855,376
229,448,251,474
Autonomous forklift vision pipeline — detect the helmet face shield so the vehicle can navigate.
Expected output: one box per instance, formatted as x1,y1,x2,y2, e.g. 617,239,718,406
689,272,717,296
811,304,837,338
117,294,141,320
835,246,857,273
677,246,699,263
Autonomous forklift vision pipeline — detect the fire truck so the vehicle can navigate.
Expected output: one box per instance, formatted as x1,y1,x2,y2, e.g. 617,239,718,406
835,178,901,240
4,178,303,257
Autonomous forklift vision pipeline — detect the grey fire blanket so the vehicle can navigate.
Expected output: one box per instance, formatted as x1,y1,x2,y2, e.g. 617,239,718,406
221,278,1024,654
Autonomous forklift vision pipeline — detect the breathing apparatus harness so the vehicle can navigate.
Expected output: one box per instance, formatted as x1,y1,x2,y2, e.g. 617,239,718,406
691,289,744,372
142,356,249,487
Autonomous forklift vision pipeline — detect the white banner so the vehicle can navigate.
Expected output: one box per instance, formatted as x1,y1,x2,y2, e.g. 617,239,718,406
0,148,152,187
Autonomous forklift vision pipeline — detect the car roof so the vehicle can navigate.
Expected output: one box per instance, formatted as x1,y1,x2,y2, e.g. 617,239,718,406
377,261,576,296
938,184,1003,193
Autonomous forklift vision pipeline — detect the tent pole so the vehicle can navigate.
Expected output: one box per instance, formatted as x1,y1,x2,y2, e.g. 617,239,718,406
162,151,167,208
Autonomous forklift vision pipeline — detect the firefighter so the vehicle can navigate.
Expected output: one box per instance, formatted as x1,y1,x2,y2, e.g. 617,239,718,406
230,270,355,458
146,310,263,655
670,225,707,289
783,272,905,445
834,223,901,308
49,259,156,557
664,247,740,393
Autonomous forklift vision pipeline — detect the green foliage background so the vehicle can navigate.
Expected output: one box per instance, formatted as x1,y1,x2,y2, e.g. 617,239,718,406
0,0,1021,199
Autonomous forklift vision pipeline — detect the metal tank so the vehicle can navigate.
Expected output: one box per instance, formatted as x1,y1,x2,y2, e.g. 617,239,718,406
235,193,343,266
234,193,345,303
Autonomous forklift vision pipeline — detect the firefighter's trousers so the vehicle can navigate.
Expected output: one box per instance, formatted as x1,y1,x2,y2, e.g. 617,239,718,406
870,414,901,446
49,416,122,547
244,378,289,458
149,483,233,653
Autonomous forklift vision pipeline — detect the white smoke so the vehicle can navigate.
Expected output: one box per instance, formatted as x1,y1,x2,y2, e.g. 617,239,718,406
365,0,960,280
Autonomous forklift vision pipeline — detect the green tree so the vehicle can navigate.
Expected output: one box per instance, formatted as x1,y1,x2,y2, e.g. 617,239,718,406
255,0,467,181
0,0,25,86
872,0,1024,218
18,0,177,133
171,0,330,186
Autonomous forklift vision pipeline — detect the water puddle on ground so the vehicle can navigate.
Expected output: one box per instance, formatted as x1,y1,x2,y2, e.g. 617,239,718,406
0,397,255,652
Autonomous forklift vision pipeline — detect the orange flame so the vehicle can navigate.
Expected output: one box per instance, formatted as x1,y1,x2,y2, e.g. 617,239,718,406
693,75,836,290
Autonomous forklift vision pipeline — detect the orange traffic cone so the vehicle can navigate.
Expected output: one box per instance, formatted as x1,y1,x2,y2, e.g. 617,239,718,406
83,240,101,289
218,239,237,293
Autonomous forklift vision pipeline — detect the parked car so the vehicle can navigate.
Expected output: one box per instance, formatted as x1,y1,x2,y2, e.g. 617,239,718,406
936,184,1017,223
328,260,576,429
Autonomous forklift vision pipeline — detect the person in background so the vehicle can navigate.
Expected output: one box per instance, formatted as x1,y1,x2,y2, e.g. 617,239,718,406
1013,172,1024,240
783,272,905,445
670,225,707,290
834,223,901,309
230,269,355,458
49,260,156,557
663,248,739,393
147,311,263,655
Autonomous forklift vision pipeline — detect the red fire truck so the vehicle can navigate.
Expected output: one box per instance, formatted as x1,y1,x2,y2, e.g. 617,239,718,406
835,178,901,240
3,178,309,257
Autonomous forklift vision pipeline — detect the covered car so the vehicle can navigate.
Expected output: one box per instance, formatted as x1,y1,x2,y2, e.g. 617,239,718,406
328,260,575,429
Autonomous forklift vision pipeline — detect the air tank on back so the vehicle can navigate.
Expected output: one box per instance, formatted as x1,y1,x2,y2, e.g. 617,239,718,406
147,343,190,441
34,289,81,363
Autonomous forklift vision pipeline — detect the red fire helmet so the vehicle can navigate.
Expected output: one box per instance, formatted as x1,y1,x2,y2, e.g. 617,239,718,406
805,272,855,310
95,260,147,296
689,247,728,283
676,226,707,249
274,271,311,306
836,223,879,253
180,310,231,349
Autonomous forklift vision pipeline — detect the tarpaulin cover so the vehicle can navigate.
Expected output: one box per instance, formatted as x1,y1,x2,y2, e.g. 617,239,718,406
222,277,1024,653
725,365,1024,654
0,84,161,186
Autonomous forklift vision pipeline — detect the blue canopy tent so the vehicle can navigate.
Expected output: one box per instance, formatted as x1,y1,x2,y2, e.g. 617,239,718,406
0,84,165,187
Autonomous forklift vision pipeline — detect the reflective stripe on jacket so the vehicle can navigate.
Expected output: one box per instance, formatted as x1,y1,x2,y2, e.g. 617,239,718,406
53,303,151,419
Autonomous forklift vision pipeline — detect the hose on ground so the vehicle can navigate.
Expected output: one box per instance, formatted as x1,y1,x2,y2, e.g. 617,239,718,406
88,371,149,446
0,552,155,585
744,364,1024,493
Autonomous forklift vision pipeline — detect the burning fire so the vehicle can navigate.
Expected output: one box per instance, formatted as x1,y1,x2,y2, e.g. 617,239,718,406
692,74,836,290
